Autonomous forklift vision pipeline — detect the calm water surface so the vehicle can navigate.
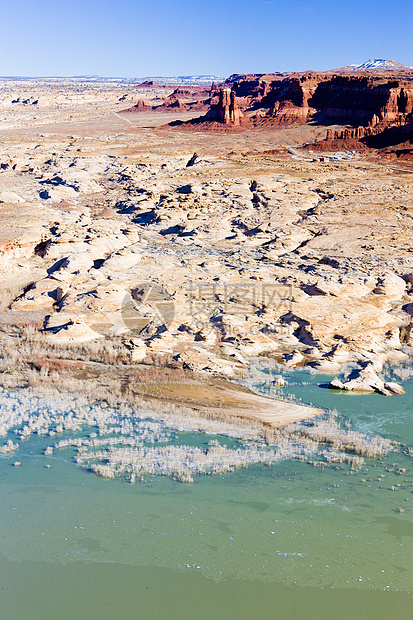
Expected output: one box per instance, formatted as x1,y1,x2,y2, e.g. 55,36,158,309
1,366,412,619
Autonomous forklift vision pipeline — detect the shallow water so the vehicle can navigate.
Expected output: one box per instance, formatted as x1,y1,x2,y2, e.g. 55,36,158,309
1,365,413,619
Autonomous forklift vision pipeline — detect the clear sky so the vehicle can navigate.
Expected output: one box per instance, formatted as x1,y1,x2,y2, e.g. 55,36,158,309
1,0,412,77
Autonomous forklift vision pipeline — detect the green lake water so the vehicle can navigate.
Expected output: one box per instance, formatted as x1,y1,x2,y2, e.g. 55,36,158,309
1,365,413,619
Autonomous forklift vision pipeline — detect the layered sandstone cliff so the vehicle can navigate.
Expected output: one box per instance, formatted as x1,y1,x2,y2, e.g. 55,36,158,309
218,72,413,152
121,69,413,148
228,73,413,129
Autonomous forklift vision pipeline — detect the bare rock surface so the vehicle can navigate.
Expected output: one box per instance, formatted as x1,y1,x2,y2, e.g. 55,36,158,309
329,363,405,396
0,78,412,398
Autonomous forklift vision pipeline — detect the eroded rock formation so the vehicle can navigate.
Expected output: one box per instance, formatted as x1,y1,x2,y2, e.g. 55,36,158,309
229,72,413,133
317,116,413,151
121,99,151,112
2,77,413,396
206,88,243,125
121,70,413,151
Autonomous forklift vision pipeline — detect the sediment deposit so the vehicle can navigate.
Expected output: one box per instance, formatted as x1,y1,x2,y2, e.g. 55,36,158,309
0,385,395,483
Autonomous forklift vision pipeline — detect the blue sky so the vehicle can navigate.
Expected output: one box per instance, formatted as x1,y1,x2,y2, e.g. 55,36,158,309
1,0,412,77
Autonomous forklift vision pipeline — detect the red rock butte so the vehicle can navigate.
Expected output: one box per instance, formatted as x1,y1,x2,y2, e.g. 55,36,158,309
206,88,243,126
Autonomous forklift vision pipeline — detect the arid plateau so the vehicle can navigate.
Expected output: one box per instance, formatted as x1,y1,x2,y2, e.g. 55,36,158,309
1,69,413,430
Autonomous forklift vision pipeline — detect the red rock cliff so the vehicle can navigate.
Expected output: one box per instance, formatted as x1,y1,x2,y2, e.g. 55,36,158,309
228,72,413,128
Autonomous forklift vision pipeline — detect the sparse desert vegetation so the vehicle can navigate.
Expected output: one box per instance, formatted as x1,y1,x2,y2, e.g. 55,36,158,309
0,384,400,483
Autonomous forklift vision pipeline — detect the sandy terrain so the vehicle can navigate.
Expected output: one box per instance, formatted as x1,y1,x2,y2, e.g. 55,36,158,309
1,78,413,411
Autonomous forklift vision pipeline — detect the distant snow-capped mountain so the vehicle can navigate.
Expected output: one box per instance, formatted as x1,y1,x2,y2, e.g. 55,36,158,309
340,59,413,72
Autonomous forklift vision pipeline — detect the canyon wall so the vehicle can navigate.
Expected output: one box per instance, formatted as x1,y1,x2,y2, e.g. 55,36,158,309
228,73,413,128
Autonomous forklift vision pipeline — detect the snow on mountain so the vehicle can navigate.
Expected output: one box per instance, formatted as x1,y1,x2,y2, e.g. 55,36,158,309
342,59,413,72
